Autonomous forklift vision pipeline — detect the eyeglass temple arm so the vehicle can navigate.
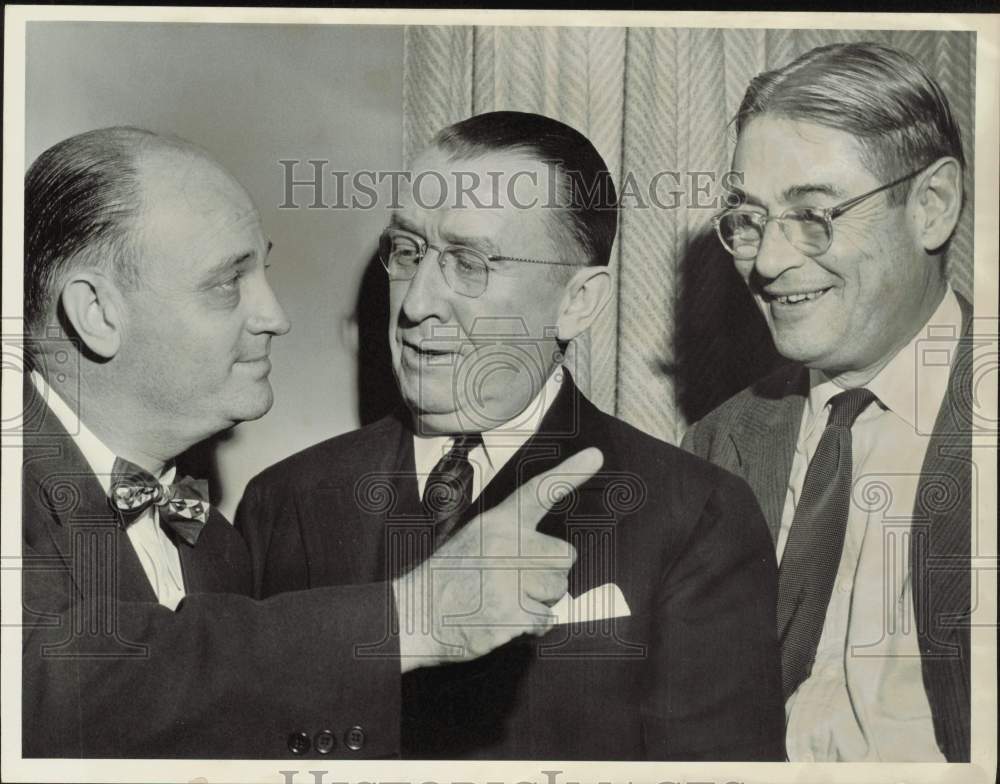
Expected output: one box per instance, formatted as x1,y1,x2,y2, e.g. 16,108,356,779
491,256,579,267
828,167,925,220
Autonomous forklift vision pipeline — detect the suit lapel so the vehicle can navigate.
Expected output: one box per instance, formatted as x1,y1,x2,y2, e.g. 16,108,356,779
178,507,252,595
466,375,581,529
910,297,973,761
912,355,970,619
387,376,630,599
23,380,157,604
728,365,807,542
452,375,615,597
914,295,973,574
298,411,425,584
384,418,431,579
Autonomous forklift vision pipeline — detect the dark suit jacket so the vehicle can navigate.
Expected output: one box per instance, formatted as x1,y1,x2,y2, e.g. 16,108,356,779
21,379,401,758
682,299,974,762
237,375,786,760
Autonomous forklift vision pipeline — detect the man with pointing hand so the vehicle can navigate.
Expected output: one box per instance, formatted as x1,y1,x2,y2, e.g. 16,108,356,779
20,126,593,759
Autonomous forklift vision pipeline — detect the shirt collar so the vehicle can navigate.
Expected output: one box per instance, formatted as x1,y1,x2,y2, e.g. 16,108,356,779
413,369,564,477
30,371,175,494
805,286,961,432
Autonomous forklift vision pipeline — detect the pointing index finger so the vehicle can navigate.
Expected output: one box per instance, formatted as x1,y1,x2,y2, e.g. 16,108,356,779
519,446,604,531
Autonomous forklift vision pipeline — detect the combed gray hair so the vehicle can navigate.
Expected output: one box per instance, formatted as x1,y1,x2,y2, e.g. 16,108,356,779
735,42,965,205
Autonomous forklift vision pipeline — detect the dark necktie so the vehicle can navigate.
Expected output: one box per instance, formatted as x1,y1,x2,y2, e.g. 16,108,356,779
109,456,211,546
777,386,879,700
422,434,484,547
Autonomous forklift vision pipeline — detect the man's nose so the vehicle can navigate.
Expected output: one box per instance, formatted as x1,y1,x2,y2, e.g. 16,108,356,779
399,248,451,324
751,220,807,281
248,276,292,336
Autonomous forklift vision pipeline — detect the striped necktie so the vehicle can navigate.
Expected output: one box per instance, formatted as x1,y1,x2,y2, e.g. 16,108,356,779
422,433,484,547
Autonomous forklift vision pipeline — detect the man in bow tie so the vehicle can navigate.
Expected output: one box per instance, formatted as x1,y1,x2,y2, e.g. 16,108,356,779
21,126,597,758
237,111,786,760
684,43,973,761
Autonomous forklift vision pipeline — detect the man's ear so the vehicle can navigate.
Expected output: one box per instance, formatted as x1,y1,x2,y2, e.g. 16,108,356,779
59,269,124,359
911,156,963,253
556,265,612,342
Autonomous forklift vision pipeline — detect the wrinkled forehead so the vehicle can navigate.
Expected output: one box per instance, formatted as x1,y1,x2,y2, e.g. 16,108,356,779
400,147,559,215
732,115,874,204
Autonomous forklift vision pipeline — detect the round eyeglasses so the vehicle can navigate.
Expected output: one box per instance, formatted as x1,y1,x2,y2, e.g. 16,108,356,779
713,167,925,260
378,227,578,298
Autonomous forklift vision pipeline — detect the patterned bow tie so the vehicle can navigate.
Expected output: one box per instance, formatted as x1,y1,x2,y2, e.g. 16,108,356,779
109,457,211,546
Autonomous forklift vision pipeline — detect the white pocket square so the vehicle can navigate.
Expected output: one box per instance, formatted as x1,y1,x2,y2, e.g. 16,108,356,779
549,582,631,625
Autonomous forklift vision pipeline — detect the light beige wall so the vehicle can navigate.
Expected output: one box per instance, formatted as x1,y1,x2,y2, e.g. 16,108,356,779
26,22,405,517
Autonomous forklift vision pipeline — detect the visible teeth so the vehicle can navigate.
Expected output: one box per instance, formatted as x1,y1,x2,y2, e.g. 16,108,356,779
776,290,825,305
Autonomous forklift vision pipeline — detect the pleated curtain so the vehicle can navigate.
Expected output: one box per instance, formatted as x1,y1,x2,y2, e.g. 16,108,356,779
401,26,976,443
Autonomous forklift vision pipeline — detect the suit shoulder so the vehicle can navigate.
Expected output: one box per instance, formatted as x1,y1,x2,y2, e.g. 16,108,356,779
583,398,740,487
690,361,803,437
246,413,403,491
583,403,762,542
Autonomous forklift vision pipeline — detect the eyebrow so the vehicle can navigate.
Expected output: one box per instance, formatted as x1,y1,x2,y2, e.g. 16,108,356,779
730,183,848,210
441,231,501,256
781,182,848,202
201,241,272,283
388,215,501,256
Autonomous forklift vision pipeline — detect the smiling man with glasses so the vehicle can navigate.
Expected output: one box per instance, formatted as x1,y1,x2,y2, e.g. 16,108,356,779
239,110,785,760
685,42,973,762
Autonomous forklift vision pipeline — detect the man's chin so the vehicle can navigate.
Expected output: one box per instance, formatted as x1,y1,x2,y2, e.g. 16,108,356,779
770,331,843,372
228,386,275,424
405,398,493,437
408,409,464,438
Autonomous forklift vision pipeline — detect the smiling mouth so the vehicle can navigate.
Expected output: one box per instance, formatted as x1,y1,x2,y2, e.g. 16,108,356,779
402,340,456,357
765,287,831,305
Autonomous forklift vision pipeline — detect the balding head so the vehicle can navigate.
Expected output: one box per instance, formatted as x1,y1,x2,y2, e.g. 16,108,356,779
24,126,218,338
25,126,289,460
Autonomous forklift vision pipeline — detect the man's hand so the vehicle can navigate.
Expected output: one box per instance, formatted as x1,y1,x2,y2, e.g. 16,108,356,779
393,447,603,672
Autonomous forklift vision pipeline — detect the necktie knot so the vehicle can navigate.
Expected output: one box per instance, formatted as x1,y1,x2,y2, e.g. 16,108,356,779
109,457,210,546
449,433,483,458
827,387,879,430
423,433,483,546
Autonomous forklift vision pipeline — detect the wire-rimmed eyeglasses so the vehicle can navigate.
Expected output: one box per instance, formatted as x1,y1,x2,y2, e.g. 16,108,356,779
378,227,578,298
713,166,925,260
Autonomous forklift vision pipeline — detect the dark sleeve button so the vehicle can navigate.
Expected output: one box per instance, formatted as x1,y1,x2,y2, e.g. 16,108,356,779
288,731,311,755
344,725,365,751
315,729,336,754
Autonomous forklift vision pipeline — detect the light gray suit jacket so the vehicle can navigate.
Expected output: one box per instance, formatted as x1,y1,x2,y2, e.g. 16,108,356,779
682,296,973,761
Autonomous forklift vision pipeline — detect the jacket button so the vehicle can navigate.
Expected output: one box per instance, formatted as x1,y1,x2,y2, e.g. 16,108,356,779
344,725,365,751
288,731,311,755
315,729,336,755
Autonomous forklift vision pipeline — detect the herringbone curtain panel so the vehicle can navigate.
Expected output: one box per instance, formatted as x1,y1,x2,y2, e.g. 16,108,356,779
402,26,976,443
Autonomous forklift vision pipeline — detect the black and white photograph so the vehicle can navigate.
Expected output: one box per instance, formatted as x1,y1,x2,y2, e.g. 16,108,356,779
2,7,997,783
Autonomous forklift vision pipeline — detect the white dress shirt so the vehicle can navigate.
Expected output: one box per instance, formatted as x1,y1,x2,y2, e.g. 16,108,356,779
31,371,187,610
413,369,564,503
777,288,961,761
